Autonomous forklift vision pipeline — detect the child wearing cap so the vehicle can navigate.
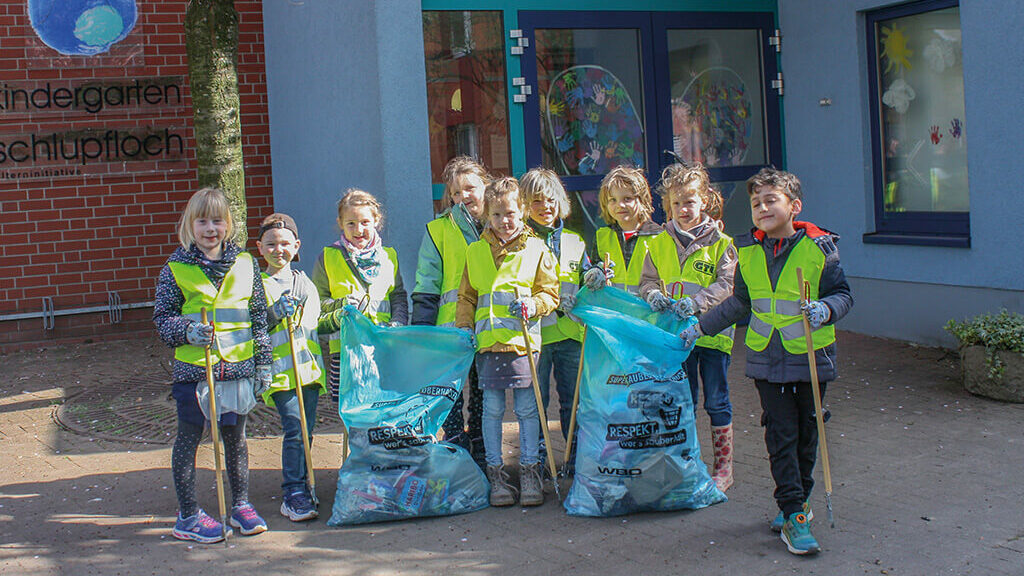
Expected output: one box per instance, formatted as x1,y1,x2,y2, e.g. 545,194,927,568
256,213,327,522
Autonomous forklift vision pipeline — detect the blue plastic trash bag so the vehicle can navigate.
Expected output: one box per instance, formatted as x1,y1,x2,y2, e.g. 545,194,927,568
564,288,726,516
327,310,490,526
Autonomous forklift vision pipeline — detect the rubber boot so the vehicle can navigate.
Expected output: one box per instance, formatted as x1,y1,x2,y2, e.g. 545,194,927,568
710,423,734,492
519,463,544,507
486,464,516,507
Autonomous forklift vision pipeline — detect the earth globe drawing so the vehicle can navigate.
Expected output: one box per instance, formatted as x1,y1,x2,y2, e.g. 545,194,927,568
29,0,137,56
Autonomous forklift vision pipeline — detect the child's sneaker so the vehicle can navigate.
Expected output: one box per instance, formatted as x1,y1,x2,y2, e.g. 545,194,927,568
486,464,517,507
229,503,268,535
770,501,813,533
173,509,231,543
281,490,318,522
780,511,821,555
519,463,544,507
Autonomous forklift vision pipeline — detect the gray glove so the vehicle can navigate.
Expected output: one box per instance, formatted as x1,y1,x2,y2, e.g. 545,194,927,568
646,290,673,312
583,266,613,291
679,323,702,348
508,297,537,320
386,320,402,328
253,365,273,399
322,308,348,333
801,300,831,329
672,296,698,319
186,321,214,346
558,292,577,314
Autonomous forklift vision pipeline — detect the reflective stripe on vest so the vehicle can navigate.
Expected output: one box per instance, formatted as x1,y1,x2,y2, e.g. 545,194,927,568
169,252,255,366
596,227,656,295
323,245,398,353
261,273,325,405
465,236,546,351
427,216,470,328
541,230,585,344
648,231,735,354
738,236,836,354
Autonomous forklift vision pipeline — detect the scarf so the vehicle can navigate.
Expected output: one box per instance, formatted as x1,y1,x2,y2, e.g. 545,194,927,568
191,243,236,281
342,232,384,282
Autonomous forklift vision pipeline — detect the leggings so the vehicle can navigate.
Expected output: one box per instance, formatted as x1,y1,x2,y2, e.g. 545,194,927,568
171,416,250,518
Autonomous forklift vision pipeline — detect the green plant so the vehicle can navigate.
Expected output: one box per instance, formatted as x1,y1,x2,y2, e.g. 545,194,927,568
945,310,1024,379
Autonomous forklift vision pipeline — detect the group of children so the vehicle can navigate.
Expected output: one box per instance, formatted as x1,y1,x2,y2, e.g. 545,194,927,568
154,155,851,556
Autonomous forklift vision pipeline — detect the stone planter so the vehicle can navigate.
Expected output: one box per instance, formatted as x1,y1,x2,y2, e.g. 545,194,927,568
959,345,1024,403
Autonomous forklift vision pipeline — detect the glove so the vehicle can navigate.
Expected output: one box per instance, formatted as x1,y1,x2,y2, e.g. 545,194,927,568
557,292,577,314
253,365,272,399
671,296,698,319
268,290,300,324
508,297,537,320
322,308,348,333
646,290,673,312
679,323,702,348
583,266,613,291
802,300,831,329
186,321,214,346
386,320,402,328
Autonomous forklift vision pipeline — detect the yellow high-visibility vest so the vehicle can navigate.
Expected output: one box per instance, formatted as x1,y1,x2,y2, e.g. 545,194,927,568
426,215,469,328
169,252,255,366
648,231,735,354
323,245,398,354
596,226,657,295
540,230,585,344
738,236,836,354
261,272,325,406
465,236,548,351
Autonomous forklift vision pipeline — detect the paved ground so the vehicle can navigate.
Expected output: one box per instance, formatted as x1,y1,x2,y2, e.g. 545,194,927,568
1,329,1023,575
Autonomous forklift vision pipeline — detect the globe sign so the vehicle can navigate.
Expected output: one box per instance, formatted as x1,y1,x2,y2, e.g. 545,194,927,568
29,0,137,56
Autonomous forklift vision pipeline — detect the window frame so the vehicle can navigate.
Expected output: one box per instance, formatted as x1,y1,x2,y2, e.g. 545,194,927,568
864,0,969,247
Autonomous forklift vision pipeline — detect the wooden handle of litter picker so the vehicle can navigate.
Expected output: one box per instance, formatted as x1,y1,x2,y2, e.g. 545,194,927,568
201,308,229,540
796,268,833,495
516,289,559,481
285,314,317,501
603,253,612,287
563,326,587,467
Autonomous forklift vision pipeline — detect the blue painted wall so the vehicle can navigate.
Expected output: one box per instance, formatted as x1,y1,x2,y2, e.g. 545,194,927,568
261,0,432,281
778,0,1024,291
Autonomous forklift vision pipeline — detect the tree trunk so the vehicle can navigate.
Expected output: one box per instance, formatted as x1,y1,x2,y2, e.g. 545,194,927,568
185,0,247,244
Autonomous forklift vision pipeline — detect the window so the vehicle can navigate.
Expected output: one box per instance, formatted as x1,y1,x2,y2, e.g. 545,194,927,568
422,11,511,210
865,0,968,246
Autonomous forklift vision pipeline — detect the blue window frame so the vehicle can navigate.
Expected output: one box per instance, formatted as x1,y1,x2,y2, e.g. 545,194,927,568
865,0,969,247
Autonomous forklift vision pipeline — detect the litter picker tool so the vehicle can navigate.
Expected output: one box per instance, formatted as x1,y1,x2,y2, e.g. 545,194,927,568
796,268,835,528
561,325,586,475
515,288,561,500
285,309,319,506
200,307,230,545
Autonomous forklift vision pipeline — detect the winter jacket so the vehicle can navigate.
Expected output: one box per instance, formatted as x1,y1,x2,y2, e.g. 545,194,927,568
411,203,481,326
455,227,559,355
153,242,273,385
638,215,737,314
699,222,853,383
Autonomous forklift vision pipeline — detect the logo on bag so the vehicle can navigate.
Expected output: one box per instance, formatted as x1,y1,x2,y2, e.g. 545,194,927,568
370,398,403,409
606,421,659,441
692,260,715,276
607,368,686,387
418,385,460,402
370,464,411,472
618,428,688,450
597,466,643,477
367,417,431,450
627,390,682,430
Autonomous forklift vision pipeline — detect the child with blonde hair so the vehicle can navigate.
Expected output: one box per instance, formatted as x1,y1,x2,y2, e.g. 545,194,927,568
520,168,589,463
583,165,661,293
314,189,408,399
639,162,738,491
412,156,490,464
153,187,272,543
456,177,559,507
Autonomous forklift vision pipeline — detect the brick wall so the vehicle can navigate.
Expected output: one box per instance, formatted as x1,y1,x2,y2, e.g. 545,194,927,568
0,1,273,351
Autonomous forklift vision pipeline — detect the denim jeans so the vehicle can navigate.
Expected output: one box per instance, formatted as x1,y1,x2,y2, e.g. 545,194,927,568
271,385,320,495
537,338,581,439
683,345,733,427
482,387,540,467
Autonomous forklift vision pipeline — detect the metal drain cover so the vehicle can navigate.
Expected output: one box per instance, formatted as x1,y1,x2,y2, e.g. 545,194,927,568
55,378,344,444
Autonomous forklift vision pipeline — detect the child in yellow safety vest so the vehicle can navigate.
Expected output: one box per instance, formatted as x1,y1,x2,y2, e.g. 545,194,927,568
520,168,590,467
686,168,853,556
583,165,662,293
456,177,559,508
412,156,489,464
313,189,408,400
638,162,738,492
153,187,272,543
255,213,327,522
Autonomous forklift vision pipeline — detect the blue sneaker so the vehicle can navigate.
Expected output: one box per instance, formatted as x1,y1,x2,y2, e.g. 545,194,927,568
229,503,268,535
172,509,231,543
781,511,821,555
280,490,318,522
771,501,813,532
